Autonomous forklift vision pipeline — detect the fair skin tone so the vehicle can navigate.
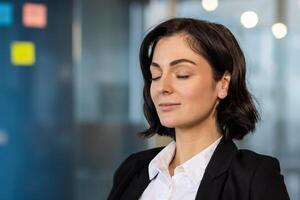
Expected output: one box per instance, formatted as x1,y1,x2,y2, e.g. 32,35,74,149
150,33,231,176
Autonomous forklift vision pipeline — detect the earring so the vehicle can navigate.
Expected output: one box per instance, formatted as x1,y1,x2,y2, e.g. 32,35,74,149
219,93,227,99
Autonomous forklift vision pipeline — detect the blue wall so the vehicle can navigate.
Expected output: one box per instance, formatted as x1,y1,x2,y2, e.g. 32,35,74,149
0,1,73,200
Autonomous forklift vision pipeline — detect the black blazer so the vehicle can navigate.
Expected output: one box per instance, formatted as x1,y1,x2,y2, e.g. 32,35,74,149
108,137,290,200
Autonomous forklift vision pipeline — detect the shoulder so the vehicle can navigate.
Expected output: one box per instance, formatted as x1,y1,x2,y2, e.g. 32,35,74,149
112,147,164,184
230,149,282,180
230,149,289,199
233,149,281,169
119,147,164,171
108,147,164,199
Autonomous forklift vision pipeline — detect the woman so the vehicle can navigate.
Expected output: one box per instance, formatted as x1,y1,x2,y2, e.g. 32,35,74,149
108,18,290,200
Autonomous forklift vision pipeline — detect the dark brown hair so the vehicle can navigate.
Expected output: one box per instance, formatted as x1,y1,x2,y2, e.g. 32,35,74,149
139,18,260,140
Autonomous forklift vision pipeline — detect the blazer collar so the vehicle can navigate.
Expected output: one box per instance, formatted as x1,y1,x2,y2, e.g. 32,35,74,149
121,148,162,200
195,137,238,200
204,136,238,178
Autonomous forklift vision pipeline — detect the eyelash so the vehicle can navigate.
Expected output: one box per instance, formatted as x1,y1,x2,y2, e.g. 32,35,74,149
151,75,189,81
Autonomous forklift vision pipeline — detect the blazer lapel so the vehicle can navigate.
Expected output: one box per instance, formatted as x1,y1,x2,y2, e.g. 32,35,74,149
121,165,150,200
120,147,163,200
195,137,238,200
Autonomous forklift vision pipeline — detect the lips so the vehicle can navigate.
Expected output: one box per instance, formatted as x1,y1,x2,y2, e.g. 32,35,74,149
158,103,181,111
159,103,181,106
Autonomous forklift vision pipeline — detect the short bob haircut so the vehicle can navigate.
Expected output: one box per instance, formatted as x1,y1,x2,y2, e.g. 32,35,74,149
139,18,259,140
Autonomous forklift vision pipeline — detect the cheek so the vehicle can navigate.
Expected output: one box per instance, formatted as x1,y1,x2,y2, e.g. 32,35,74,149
150,84,157,103
178,81,216,105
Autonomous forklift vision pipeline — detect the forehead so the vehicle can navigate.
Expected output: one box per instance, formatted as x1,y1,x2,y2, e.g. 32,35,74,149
152,34,208,66
155,34,190,51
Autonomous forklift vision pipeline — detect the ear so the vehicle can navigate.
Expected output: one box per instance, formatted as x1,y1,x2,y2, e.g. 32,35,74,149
217,71,231,99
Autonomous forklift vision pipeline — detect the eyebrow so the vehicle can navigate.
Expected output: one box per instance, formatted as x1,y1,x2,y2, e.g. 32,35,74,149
150,58,197,68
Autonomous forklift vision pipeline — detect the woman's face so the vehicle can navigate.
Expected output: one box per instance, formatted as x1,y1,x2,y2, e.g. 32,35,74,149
150,34,227,130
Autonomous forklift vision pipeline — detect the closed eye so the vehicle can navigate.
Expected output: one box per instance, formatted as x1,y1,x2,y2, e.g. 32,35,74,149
177,75,189,79
151,75,189,81
151,77,160,81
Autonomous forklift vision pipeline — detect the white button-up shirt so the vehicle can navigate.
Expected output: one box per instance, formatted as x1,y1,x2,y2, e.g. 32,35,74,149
139,136,222,200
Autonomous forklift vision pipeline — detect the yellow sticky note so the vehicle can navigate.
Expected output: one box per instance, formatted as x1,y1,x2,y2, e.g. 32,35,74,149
11,41,35,66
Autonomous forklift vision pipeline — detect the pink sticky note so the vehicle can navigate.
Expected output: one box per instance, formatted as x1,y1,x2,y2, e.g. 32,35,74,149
23,3,47,28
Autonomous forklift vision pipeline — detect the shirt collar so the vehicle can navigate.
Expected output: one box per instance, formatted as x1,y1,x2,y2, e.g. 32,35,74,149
148,136,223,184
181,136,222,184
148,140,176,180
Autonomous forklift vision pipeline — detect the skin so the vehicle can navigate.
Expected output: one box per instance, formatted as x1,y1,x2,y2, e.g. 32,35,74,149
150,33,231,176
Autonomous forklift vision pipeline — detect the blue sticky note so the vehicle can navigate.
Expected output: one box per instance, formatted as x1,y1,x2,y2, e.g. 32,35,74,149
0,2,13,26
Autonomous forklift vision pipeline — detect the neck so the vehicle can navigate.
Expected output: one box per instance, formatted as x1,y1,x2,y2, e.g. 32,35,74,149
171,117,222,168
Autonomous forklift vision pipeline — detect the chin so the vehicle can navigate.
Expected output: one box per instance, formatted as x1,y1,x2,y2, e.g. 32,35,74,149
159,118,179,128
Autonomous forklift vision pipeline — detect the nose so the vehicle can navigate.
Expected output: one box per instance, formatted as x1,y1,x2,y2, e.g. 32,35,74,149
158,74,173,95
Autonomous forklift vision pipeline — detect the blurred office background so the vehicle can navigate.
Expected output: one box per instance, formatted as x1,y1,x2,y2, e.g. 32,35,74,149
0,0,299,199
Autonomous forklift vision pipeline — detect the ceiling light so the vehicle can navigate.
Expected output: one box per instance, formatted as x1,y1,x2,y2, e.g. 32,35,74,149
202,0,218,12
240,11,259,28
272,23,288,39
